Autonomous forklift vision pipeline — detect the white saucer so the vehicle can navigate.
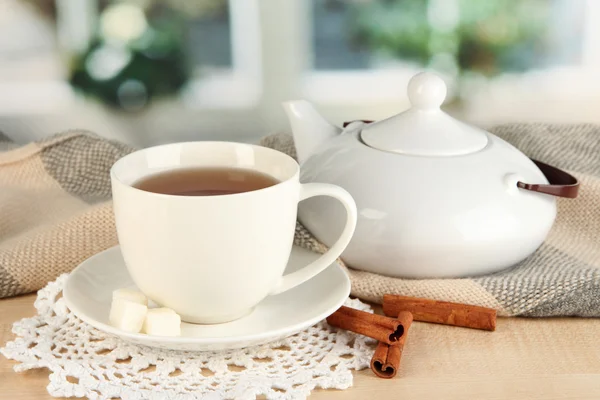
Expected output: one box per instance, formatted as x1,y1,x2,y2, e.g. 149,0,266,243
63,245,350,351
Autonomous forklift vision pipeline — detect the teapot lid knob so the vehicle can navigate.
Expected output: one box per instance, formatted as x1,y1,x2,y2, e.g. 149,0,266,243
359,70,489,156
407,72,447,110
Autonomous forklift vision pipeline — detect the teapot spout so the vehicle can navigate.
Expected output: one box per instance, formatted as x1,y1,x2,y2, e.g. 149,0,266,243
282,100,342,164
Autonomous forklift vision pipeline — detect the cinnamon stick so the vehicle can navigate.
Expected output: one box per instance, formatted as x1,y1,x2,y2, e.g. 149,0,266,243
326,306,409,345
383,295,497,331
370,311,413,379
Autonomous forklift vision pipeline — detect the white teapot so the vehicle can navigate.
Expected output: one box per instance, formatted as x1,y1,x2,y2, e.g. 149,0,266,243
283,72,578,278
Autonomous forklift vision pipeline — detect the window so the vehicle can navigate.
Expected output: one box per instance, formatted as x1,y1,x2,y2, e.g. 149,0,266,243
0,1,59,81
1,0,600,145
312,0,586,71
61,0,258,110
305,0,600,125
94,0,233,73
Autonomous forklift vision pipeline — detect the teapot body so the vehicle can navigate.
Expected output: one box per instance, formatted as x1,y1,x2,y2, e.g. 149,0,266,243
298,131,556,278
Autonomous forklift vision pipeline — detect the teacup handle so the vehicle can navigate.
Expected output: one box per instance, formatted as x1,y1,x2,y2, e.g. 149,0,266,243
270,183,357,295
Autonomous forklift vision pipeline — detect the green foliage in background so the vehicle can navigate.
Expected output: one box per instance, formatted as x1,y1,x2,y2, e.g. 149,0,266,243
69,2,190,111
349,0,551,76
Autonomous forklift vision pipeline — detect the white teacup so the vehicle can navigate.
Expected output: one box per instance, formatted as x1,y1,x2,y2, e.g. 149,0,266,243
110,142,357,324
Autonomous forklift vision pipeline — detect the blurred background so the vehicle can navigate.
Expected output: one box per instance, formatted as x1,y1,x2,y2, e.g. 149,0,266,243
0,0,599,147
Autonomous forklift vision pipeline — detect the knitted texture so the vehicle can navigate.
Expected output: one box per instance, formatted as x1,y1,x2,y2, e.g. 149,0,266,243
1,125,599,316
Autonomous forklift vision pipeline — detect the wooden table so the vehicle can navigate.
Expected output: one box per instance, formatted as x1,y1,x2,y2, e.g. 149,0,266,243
2,294,600,400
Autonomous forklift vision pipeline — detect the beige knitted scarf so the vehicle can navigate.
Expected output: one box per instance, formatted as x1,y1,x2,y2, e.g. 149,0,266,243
1,125,598,316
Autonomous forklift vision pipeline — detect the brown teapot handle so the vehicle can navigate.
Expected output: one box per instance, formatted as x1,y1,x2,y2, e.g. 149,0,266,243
517,160,579,198
343,120,374,127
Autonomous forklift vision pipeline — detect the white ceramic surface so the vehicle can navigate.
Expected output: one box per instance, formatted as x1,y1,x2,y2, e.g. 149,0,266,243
63,245,351,351
360,72,489,156
283,72,557,278
110,141,356,324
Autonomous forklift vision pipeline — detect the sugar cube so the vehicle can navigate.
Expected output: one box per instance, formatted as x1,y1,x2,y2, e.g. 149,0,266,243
109,298,148,333
142,307,181,337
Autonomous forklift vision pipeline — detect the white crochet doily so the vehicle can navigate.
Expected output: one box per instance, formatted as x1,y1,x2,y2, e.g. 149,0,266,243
1,275,375,399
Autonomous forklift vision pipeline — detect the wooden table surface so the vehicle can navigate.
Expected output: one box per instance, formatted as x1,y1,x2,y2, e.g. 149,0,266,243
2,294,600,400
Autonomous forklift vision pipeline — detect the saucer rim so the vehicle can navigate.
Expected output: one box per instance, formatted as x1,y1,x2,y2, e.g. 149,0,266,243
63,245,350,346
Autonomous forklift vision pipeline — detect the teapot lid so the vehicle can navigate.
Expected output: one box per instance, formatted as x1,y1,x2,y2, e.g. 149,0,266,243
360,72,489,156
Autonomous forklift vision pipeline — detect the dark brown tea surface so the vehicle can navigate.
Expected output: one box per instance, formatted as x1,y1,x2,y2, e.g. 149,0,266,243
133,167,279,196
